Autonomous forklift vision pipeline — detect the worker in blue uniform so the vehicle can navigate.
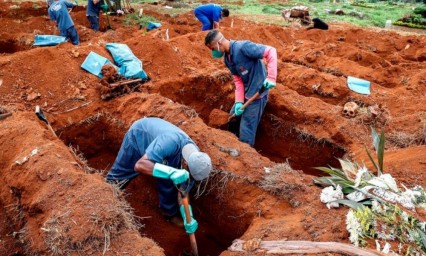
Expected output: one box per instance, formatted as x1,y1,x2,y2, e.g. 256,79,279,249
86,0,107,31
106,117,212,234
194,3,230,31
204,30,278,147
47,0,80,45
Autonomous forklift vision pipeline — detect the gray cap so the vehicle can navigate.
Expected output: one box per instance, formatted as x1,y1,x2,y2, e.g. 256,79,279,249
182,144,212,181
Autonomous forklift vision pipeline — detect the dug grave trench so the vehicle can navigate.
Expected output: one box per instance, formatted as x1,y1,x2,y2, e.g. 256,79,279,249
56,97,346,255
154,77,347,176
58,113,258,256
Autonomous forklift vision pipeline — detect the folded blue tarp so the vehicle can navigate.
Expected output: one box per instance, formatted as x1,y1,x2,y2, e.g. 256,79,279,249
105,43,148,80
80,51,118,78
147,22,161,31
347,76,371,95
33,35,67,46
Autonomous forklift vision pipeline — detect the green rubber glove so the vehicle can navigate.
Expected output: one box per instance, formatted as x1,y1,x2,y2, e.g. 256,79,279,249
152,163,189,185
234,102,244,116
180,205,198,234
263,78,276,89
100,4,108,12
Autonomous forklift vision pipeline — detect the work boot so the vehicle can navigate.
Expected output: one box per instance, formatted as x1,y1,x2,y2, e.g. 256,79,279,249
164,214,184,227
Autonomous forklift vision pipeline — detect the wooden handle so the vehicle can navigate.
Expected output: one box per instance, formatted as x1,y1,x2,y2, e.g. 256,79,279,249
228,90,262,121
181,196,199,256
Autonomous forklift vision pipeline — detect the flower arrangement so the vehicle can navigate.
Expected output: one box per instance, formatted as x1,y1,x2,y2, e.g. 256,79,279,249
314,128,426,255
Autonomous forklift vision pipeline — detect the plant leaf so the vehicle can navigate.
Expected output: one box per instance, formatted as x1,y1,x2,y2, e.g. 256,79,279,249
334,199,367,210
377,129,385,175
338,158,358,181
365,145,379,173
314,167,346,179
371,126,380,152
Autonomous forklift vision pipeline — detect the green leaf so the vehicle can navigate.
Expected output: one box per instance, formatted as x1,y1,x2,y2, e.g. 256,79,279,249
314,167,346,179
365,145,379,173
334,199,367,210
377,130,385,175
371,126,380,152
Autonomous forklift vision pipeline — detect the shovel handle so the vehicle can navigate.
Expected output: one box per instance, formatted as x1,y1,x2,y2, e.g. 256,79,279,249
181,196,199,256
228,86,266,121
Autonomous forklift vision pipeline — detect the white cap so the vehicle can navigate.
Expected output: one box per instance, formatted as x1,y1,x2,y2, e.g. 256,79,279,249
182,144,212,181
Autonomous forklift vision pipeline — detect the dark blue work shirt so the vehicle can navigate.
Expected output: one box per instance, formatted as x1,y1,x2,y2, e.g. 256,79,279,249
107,117,197,181
194,4,223,22
224,40,269,99
86,0,102,17
48,0,75,30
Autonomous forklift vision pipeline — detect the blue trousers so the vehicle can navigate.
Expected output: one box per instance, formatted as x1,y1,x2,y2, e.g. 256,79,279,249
194,10,213,31
229,95,268,147
87,15,99,31
60,26,80,45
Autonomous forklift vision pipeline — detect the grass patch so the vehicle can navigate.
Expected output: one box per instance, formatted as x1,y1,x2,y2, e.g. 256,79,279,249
123,13,159,28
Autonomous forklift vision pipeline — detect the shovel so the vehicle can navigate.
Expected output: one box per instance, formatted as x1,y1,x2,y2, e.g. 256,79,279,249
35,105,57,137
228,85,267,122
180,191,198,256
106,12,112,30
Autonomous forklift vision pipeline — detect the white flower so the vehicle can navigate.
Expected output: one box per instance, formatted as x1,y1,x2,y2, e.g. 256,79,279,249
375,240,381,252
371,200,383,214
368,174,399,192
320,185,344,209
382,242,391,254
354,165,369,187
346,210,362,246
418,222,426,232
401,211,409,223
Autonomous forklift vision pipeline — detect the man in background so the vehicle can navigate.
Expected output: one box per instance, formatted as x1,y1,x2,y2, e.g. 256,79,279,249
47,0,80,45
194,3,229,31
86,0,107,31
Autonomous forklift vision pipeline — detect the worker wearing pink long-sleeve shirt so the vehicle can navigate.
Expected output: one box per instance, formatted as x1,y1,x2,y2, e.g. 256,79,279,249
204,30,278,146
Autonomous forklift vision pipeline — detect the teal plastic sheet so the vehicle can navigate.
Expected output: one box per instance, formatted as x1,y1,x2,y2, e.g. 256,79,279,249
147,22,161,31
105,43,148,80
80,51,118,78
347,76,371,95
33,35,67,46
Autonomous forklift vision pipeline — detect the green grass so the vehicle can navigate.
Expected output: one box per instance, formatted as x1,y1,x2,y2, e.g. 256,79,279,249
127,0,424,28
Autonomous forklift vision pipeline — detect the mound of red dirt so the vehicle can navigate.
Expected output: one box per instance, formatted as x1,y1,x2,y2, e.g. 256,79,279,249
0,1,425,255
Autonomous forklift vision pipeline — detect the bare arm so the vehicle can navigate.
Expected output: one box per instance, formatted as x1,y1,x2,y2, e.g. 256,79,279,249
134,154,155,176
213,21,220,29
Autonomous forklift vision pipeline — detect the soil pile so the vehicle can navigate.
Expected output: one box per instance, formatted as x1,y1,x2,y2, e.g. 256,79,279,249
0,1,425,255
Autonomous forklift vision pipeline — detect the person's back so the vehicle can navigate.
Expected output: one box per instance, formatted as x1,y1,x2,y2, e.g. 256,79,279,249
194,3,229,31
194,3,221,20
48,0,74,31
107,117,194,181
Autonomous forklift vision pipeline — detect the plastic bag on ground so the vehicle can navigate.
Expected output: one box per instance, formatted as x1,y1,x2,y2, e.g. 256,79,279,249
33,35,67,46
80,51,118,78
105,43,148,80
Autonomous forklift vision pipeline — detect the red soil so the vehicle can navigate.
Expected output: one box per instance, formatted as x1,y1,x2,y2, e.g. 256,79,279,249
0,1,425,255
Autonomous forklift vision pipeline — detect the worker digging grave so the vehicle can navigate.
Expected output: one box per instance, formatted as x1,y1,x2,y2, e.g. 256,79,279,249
0,1,426,255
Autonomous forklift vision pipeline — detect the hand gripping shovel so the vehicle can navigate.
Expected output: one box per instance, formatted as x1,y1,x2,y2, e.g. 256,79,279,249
228,85,267,122
35,105,57,137
180,191,199,256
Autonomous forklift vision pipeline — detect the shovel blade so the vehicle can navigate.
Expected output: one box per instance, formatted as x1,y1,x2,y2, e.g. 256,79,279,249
35,105,48,124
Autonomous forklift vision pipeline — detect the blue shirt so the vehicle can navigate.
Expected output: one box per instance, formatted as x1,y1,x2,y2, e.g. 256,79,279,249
224,40,269,99
86,0,102,17
194,4,222,22
107,117,196,181
48,0,75,31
